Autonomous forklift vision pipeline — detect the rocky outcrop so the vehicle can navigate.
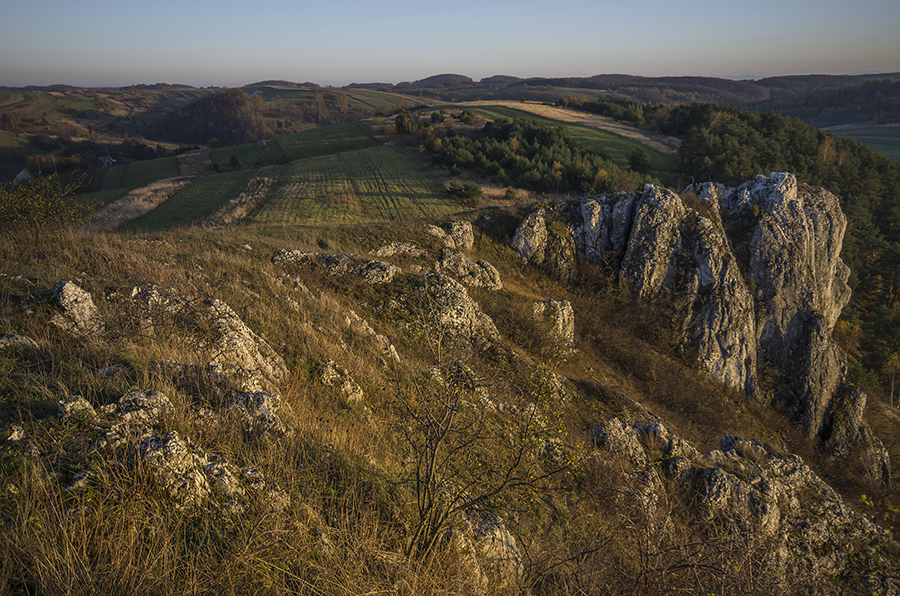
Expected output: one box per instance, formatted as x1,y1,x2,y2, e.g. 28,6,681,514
426,221,475,250
436,248,503,291
63,389,289,512
453,507,525,594
0,334,39,351
571,174,887,485
50,281,104,337
129,286,288,393
273,250,401,285
370,242,426,259
532,299,575,353
591,417,898,591
200,298,288,392
512,209,577,284
412,274,500,351
322,360,364,403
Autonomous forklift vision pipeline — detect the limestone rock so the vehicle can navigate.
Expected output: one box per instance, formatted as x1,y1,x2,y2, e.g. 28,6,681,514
355,259,401,285
427,221,475,249
103,389,174,446
232,391,290,434
512,209,577,283
413,274,500,350
532,299,575,351
436,248,502,291
139,432,212,508
273,250,400,284
590,419,898,589
370,242,426,259
200,298,288,392
573,174,885,483
50,281,103,337
591,418,649,468
0,334,39,351
58,395,97,422
511,209,547,264
453,507,525,594
322,360,364,403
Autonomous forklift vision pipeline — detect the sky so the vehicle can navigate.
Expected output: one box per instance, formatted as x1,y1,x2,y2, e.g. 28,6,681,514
1,0,898,88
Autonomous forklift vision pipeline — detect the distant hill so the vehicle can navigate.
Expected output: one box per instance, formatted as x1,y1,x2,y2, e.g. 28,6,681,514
748,78,900,127
479,75,524,85
507,73,900,104
397,74,475,88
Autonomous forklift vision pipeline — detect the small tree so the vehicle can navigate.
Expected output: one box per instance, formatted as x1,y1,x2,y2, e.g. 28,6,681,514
628,148,653,175
882,353,900,407
0,174,89,237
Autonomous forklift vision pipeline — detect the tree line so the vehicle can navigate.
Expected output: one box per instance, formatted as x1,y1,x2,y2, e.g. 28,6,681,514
418,114,658,194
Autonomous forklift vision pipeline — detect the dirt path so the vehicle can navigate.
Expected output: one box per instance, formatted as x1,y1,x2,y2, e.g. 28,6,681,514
458,100,681,156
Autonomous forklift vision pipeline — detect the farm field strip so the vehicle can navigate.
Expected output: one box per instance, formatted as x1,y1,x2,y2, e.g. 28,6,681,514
275,123,379,161
123,168,257,232
248,145,460,225
829,124,900,160
123,156,180,188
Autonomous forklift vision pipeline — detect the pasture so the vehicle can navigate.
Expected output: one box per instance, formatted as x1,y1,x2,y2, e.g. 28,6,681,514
123,169,256,232
829,124,900,161
248,145,461,225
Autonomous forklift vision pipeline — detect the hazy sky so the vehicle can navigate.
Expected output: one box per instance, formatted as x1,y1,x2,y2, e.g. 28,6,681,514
2,0,898,87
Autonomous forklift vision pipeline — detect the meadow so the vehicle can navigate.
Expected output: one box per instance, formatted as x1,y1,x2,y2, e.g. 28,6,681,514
829,123,900,160
122,168,256,232
248,145,461,225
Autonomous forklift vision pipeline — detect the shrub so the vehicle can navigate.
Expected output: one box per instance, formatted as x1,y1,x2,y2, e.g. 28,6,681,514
0,174,92,235
448,181,482,206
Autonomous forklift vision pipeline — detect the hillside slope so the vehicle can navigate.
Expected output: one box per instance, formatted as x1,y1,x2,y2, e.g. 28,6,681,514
1,174,898,594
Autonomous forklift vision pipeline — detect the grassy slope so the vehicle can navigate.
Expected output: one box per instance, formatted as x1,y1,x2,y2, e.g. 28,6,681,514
0,210,893,593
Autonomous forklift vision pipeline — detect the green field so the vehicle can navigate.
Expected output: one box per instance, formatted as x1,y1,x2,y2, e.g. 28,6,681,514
208,123,379,167
274,123,380,161
123,168,257,232
460,105,677,182
829,124,900,161
94,156,180,191
249,145,461,225
123,156,180,187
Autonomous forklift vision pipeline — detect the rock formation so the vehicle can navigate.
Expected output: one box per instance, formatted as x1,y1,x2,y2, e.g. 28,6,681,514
435,248,503,291
567,173,888,485
591,416,898,591
512,208,577,284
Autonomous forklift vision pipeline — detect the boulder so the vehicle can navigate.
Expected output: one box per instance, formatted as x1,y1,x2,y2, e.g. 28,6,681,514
0,334,39,351
590,418,898,589
322,360,364,403
427,221,475,250
453,507,525,594
413,274,500,350
512,209,577,283
50,281,103,337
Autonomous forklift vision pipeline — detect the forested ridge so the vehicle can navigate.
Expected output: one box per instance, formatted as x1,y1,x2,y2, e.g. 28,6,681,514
747,79,900,127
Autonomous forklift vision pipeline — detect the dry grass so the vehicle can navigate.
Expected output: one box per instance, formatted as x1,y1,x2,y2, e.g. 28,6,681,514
82,177,199,233
0,221,891,595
